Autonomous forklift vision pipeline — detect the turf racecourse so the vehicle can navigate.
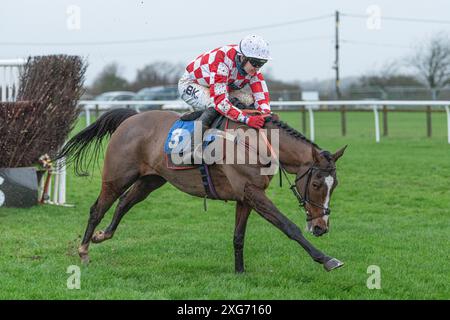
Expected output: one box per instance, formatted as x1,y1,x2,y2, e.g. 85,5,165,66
0,110,449,299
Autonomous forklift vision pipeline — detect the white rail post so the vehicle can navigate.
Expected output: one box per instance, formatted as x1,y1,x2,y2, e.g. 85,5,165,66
0,59,26,102
1,66,6,101
52,165,60,204
39,172,46,201
373,104,380,143
13,64,22,101
85,105,91,127
445,105,450,144
8,66,15,102
58,158,66,205
50,157,67,205
307,105,315,142
47,174,52,201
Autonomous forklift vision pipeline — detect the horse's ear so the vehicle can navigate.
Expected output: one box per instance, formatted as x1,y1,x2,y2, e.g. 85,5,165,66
312,147,321,163
332,145,348,162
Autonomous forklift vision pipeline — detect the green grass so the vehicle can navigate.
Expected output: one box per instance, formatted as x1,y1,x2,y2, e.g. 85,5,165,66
0,111,449,299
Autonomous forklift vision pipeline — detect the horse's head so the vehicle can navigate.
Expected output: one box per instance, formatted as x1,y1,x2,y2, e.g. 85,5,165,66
294,146,347,237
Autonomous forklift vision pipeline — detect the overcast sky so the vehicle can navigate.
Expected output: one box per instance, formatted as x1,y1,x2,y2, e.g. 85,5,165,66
1,0,449,85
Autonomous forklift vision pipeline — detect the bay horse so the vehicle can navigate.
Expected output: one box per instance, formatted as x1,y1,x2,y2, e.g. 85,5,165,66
59,108,347,273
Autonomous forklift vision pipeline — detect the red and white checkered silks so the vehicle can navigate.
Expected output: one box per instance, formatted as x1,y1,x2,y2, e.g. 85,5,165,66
184,44,270,122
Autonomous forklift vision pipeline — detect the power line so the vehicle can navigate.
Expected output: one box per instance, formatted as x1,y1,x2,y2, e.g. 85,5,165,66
271,35,332,45
0,14,333,46
341,12,450,25
341,39,413,49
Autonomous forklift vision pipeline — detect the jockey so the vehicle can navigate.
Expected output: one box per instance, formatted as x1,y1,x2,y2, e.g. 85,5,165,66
178,35,272,130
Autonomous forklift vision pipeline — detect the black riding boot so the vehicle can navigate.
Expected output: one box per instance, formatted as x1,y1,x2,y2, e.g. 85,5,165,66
197,107,219,130
190,107,219,164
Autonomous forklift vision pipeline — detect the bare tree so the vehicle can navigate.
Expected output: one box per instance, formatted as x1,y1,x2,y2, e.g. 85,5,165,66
409,33,450,99
262,68,300,91
350,62,422,98
89,63,129,95
130,61,184,91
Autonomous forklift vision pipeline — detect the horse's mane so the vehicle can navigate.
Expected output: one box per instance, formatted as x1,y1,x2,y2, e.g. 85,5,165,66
268,117,320,149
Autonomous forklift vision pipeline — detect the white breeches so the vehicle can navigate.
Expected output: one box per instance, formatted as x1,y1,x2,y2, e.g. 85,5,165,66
178,71,254,111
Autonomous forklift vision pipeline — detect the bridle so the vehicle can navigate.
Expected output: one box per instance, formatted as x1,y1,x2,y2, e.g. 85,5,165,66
279,164,336,222
257,130,336,222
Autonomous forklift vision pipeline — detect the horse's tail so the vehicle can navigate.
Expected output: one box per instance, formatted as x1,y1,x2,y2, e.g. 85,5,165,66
56,108,138,176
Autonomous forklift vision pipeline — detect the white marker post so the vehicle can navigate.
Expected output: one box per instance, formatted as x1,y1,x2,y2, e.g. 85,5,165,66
50,157,67,205
52,166,60,204
445,105,450,144
307,106,315,142
0,176,5,207
59,158,66,205
85,105,91,127
373,105,380,143
302,91,319,142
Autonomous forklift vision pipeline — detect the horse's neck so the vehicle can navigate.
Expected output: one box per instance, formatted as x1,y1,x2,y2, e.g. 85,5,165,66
225,119,317,173
277,132,316,173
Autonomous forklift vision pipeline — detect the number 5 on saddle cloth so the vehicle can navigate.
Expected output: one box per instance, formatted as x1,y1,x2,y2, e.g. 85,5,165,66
164,118,222,169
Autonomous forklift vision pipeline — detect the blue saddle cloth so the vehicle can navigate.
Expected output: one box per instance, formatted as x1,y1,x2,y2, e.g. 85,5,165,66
164,119,216,155
164,119,221,198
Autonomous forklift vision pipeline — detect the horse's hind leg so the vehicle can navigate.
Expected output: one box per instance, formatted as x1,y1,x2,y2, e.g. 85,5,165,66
91,175,166,244
78,175,138,263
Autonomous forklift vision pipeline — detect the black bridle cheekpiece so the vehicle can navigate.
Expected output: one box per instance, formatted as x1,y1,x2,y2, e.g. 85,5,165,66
280,154,336,222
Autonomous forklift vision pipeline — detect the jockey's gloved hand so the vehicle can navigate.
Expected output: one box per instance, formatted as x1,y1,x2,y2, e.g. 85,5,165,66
246,115,266,129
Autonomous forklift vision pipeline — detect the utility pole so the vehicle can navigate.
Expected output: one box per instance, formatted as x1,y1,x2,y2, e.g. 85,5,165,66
334,10,341,99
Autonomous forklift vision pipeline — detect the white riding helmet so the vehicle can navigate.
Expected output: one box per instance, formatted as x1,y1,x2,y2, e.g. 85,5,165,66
238,35,272,61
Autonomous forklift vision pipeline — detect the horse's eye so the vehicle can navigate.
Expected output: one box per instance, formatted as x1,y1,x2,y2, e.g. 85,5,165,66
312,182,321,189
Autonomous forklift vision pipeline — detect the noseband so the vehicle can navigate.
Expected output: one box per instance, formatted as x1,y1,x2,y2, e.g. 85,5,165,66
280,164,336,222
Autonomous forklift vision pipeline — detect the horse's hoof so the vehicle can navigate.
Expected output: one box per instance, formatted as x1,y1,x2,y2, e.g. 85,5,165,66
79,246,90,265
80,254,90,265
323,258,344,272
91,230,107,243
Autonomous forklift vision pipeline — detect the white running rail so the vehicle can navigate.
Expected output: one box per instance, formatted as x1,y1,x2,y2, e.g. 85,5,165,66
78,100,450,144
0,59,26,102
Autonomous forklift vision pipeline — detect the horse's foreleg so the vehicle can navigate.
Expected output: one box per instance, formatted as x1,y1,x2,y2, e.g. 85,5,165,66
234,201,251,273
243,183,343,271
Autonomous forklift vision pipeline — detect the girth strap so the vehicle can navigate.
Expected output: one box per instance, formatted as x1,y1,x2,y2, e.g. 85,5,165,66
199,164,219,200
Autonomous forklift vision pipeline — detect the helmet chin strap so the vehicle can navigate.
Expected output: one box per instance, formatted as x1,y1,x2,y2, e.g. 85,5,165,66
236,54,248,76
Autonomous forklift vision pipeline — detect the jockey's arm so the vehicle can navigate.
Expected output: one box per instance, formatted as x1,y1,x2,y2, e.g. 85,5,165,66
209,62,249,124
249,72,271,114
